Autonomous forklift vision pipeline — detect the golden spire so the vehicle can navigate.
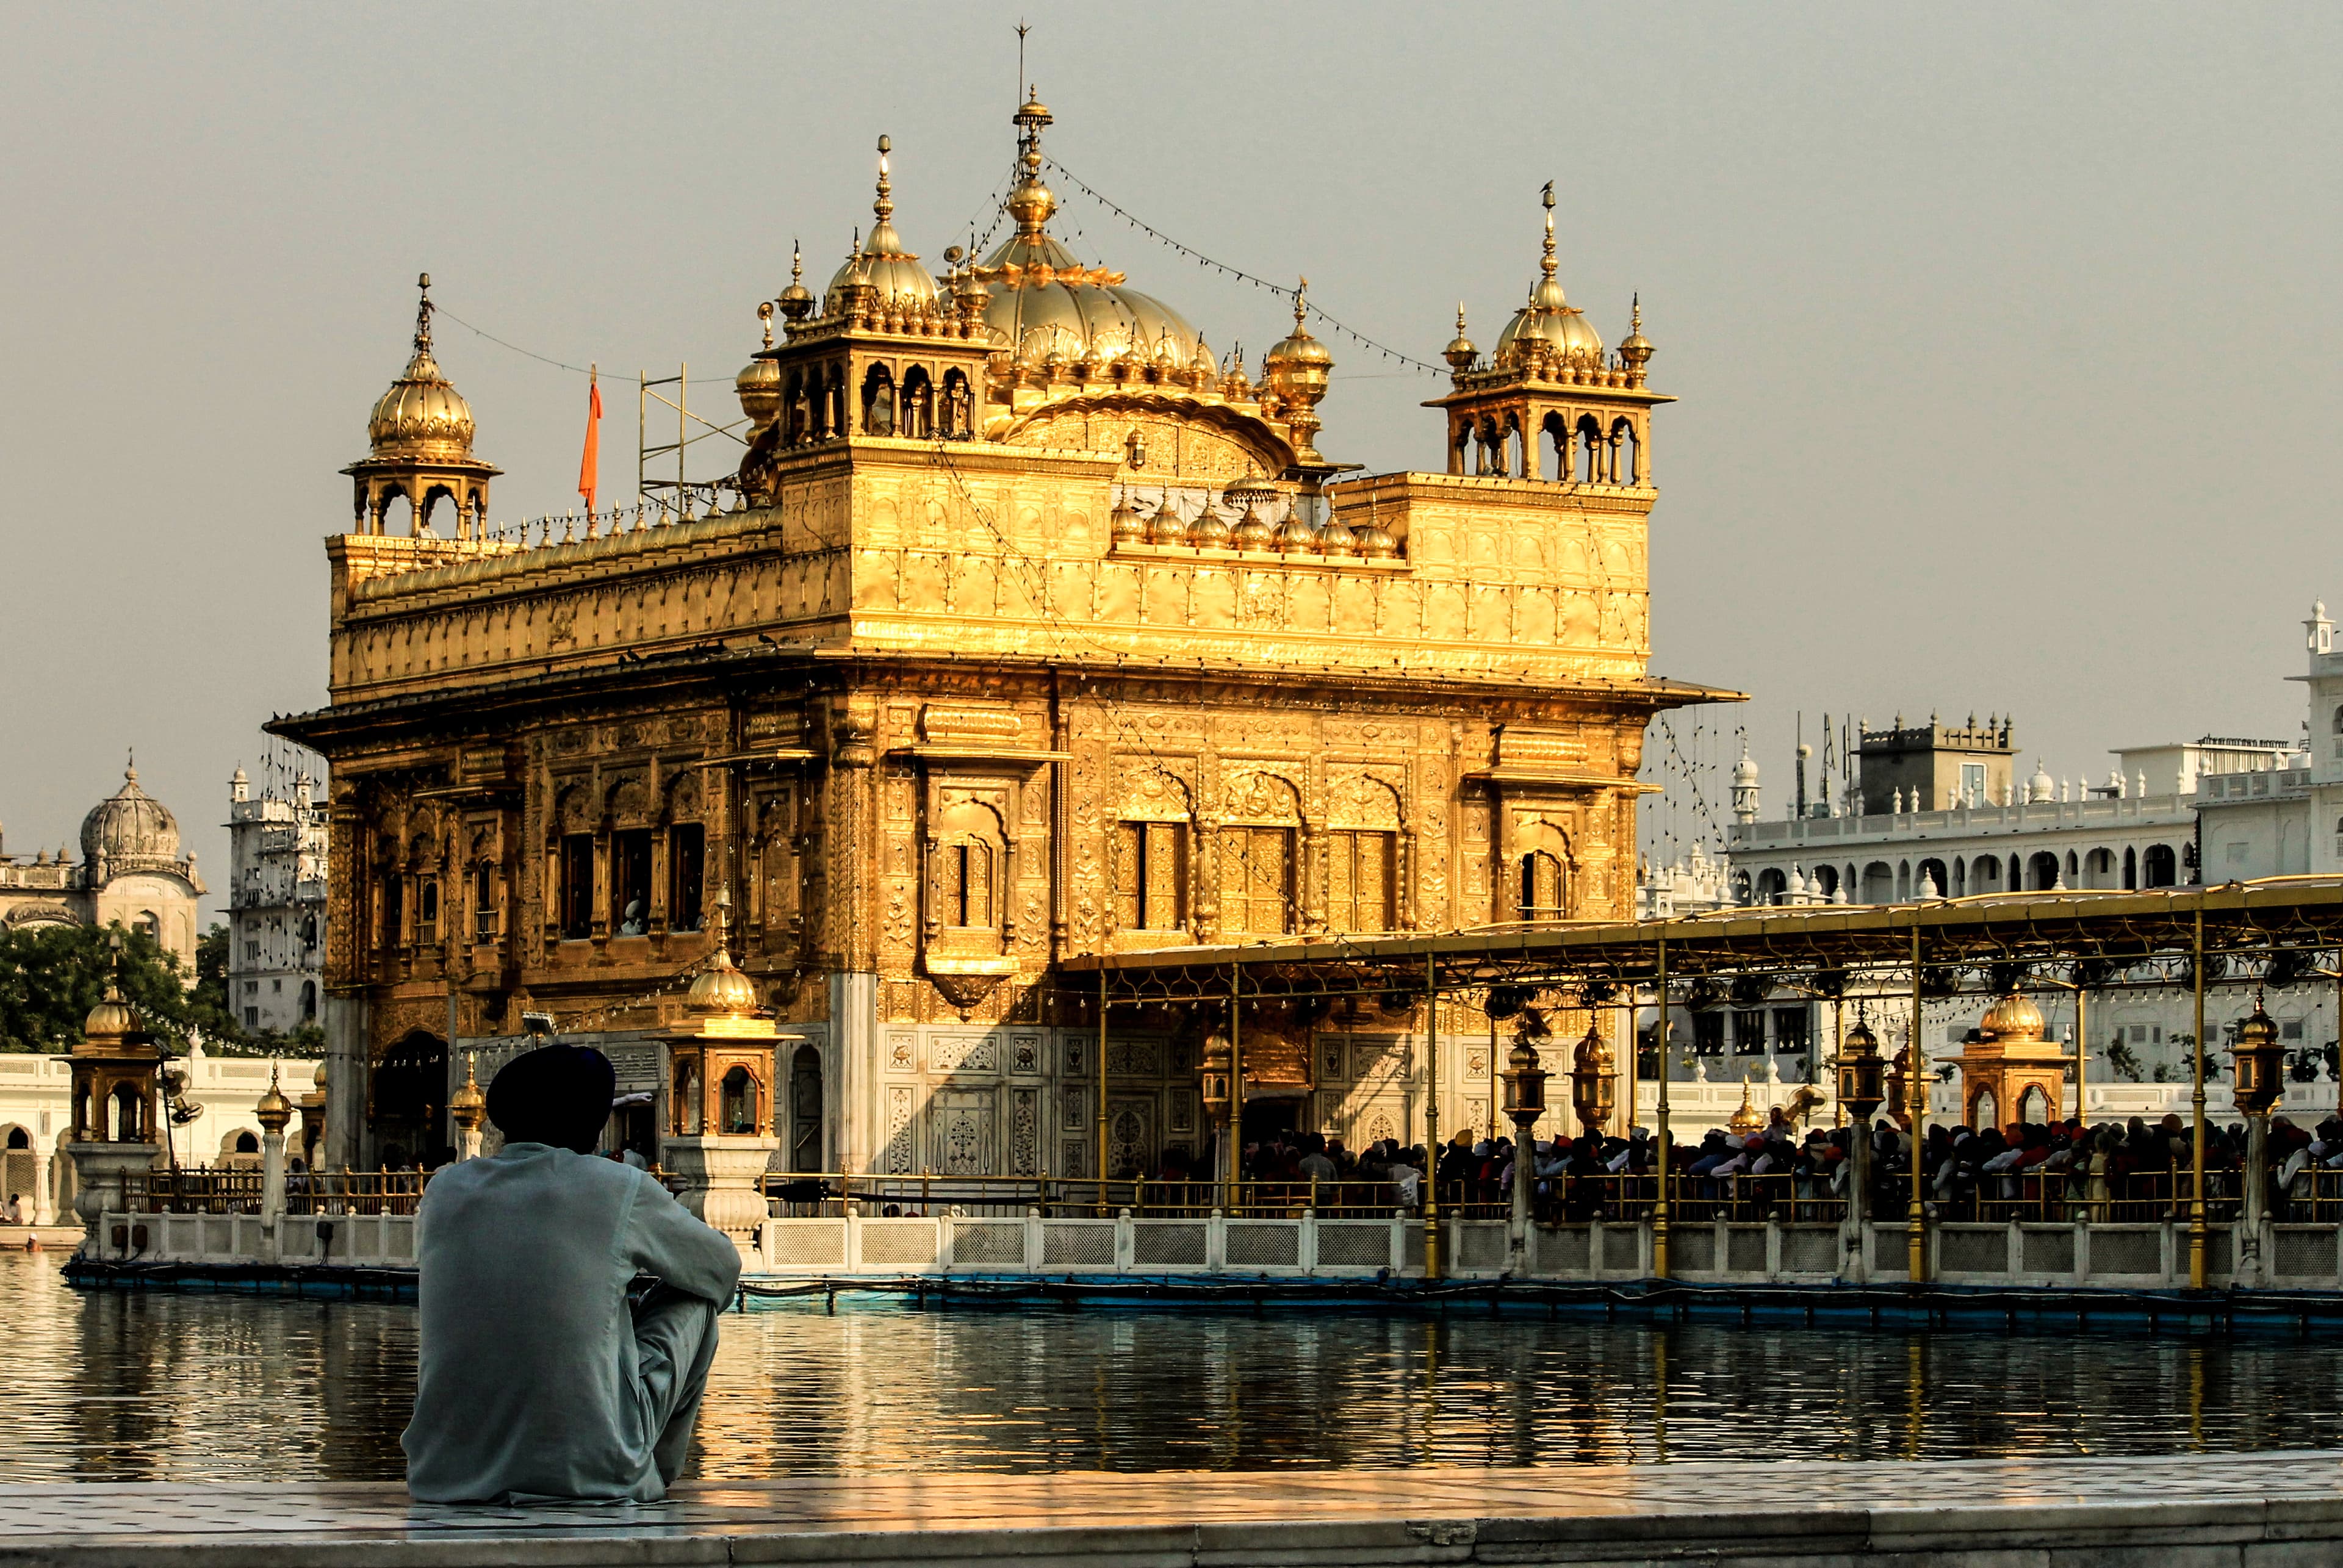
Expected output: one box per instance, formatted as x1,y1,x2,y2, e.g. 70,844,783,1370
757,299,774,350
412,271,436,355
448,1054,486,1132
873,134,894,228
778,241,813,321
1444,301,1478,372
1539,181,1558,281
1007,84,1058,237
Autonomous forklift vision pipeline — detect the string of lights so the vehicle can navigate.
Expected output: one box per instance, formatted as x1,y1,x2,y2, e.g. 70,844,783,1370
1040,156,1449,379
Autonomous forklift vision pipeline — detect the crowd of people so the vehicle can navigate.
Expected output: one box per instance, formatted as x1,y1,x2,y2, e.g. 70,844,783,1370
1142,1110,2343,1225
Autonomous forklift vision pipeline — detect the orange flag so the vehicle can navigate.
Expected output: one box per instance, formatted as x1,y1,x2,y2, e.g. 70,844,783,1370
577,368,602,513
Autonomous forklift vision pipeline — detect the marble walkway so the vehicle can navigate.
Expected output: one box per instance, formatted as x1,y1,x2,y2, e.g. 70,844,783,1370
7,1451,2343,1565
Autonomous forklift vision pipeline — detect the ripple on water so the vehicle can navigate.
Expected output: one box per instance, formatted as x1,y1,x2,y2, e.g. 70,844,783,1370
6,1253,2343,1481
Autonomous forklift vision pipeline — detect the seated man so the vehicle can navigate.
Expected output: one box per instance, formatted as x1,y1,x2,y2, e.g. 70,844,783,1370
403,1044,742,1503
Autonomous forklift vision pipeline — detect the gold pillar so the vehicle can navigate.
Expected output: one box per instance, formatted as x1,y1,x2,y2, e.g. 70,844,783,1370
1228,960,1244,1198
1423,952,1441,1281
1652,933,1672,1280
1095,967,1109,1213
2074,984,2087,1123
2189,908,2208,1290
1908,922,1927,1283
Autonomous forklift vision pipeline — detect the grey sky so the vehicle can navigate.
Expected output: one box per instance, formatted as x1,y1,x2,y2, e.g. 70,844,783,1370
4,2,2338,916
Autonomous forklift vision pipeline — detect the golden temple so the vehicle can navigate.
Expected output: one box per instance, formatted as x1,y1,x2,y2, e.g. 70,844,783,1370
273,91,1737,1176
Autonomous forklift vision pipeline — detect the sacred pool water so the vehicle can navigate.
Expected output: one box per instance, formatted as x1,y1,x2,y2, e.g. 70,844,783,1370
10,1252,2343,1482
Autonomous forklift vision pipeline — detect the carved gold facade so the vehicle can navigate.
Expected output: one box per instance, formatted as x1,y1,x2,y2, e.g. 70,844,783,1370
275,93,1735,1174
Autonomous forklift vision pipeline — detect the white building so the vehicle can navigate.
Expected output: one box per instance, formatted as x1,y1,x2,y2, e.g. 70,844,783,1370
0,1043,320,1228
225,763,327,1035
0,762,206,976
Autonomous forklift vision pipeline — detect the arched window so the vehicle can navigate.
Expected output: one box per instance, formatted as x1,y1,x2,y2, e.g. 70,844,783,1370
1754,867,1788,906
1113,821,1189,932
900,367,934,440
133,910,159,943
110,1082,143,1143
2123,846,2138,890
2028,852,2061,891
2017,1084,2050,1124
417,878,439,942
1222,827,1296,935
720,1065,760,1136
1521,851,1571,918
940,841,996,928
2142,844,2178,888
234,1131,259,1156
1809,864,1840,899
1917,858,1948,898
861,365,896,437
1973,1087,1998,1131
2330,703,2342,735
672,1059,702,1136
299,980,316,1021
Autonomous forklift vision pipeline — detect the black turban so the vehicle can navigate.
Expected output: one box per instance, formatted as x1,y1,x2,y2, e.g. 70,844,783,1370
486,1044,617,1154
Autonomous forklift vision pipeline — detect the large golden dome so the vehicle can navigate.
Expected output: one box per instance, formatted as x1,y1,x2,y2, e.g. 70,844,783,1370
975,93,1205,376
366,275,476,460
1493,186,1604,367
826,137,941,314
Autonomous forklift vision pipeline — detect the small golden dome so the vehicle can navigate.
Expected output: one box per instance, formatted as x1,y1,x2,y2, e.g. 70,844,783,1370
1444,303,1478,372
1979,989,2045,1040
1190,503,1233,549
1494,186,1604,367
1264,284,1333,381
1146,503,1190,547
686,950,761,1017
82,991,135,1046
1727,1080,1762,1135
1231,507,1276,552
1618,295,1652,369
777,243,815,322
1276,511,1320,554
1352,514,1398,559
367,275,476,459
1317,515,1358,556
256,1065,292,1132
1109,494,1146,545
447,1056,486,1131
736,303,782,431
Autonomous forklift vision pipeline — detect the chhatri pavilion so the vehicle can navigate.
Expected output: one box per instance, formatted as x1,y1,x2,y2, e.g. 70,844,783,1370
273,90,1733,1178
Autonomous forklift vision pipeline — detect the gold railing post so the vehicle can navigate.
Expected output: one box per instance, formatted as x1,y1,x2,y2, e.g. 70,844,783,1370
1423,951,1442,1281
2189,907,2209,1289
1908,922,1928,1283
1228,960,1243,1202
1652,933,1672,1280
1096,968,1110,1215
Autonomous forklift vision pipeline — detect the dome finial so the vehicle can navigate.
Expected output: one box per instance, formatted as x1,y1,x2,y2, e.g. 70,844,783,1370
414,272,434,354
873,134,894,227
1292,275,1309,330
125,747,135,785
777,240,813,322
1539,181,1557,279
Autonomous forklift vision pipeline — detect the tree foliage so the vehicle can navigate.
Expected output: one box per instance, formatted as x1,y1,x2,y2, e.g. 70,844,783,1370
0,921,284,1057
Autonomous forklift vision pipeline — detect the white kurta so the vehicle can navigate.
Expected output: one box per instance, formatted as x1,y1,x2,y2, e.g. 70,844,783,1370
402,1142,743,1503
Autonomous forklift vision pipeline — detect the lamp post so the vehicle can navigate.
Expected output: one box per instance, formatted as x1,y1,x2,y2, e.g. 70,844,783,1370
1571,1021,1616,1139
1201,1027,1233,1209
1835,1005,1885,1242
1500,1014,1549,1270
255,1064,292,1251
448,1054,486,1162
2230,990,2284,1279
